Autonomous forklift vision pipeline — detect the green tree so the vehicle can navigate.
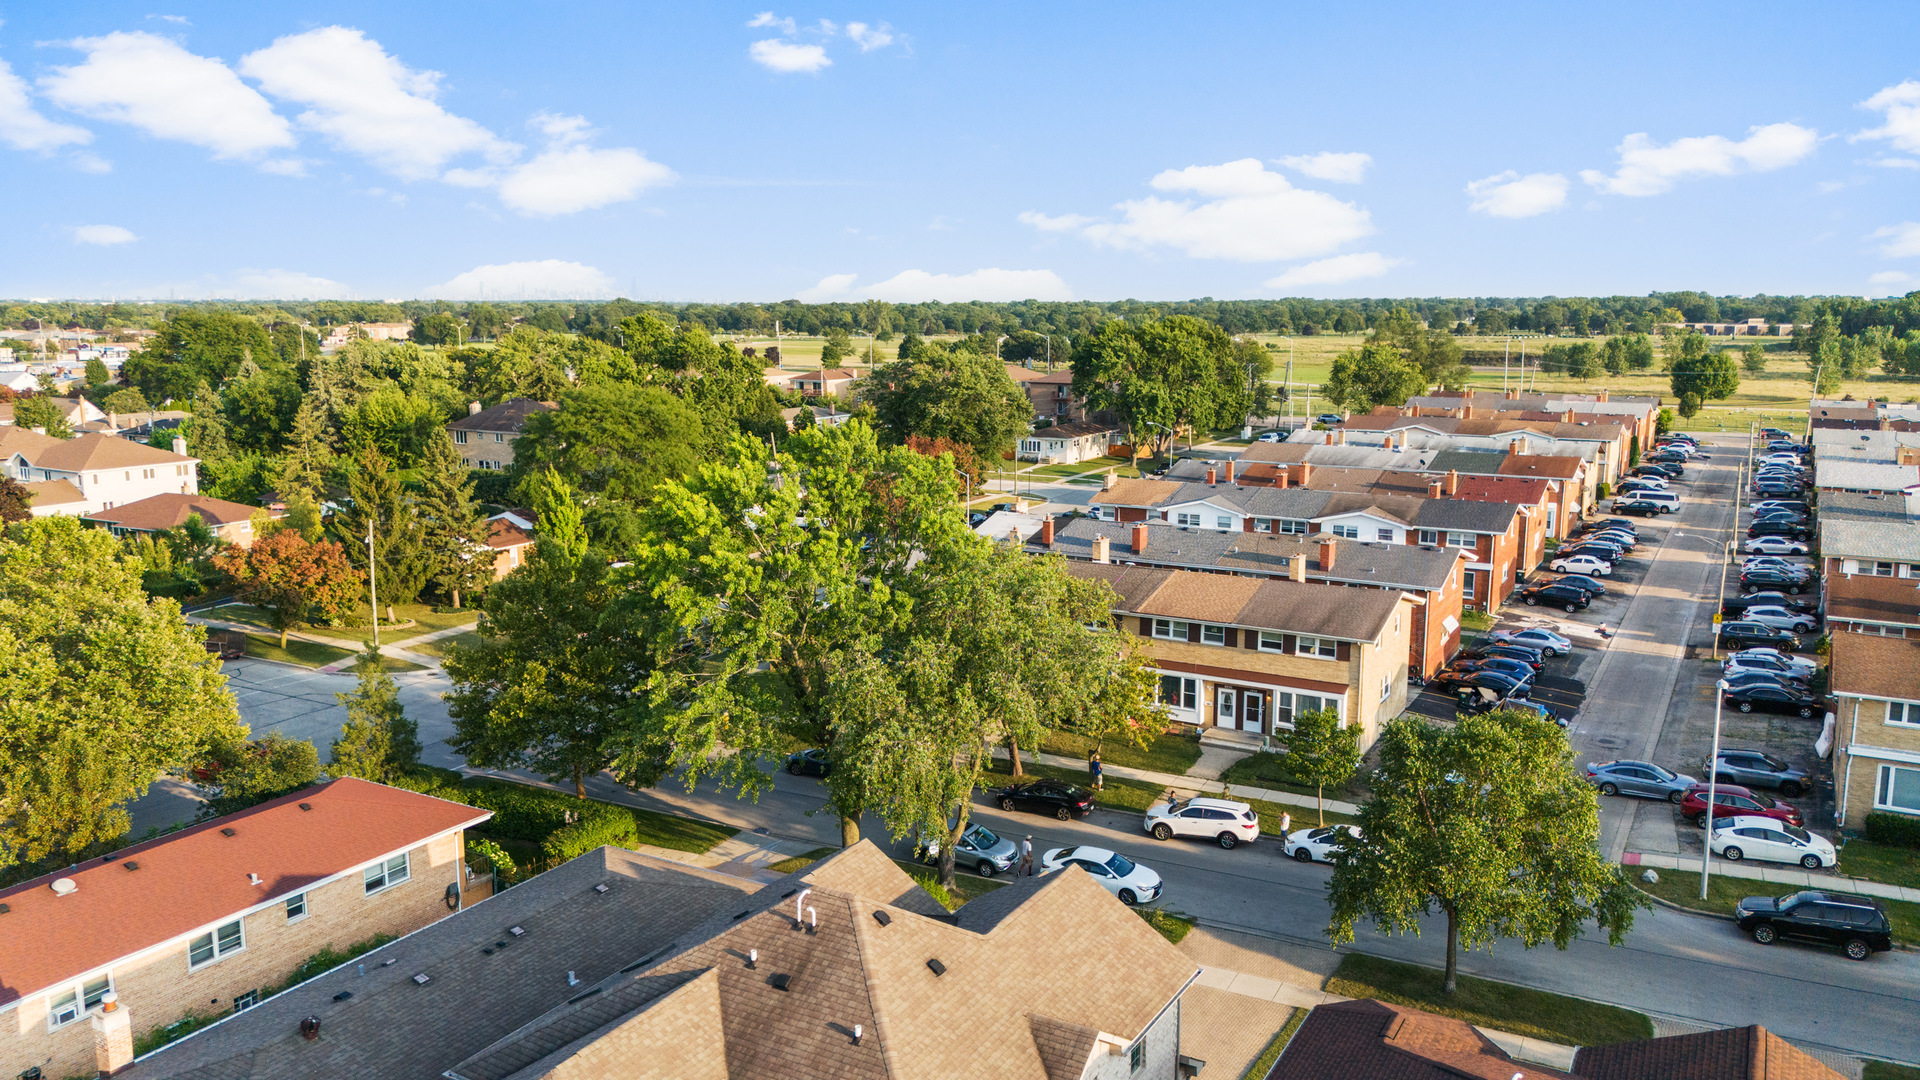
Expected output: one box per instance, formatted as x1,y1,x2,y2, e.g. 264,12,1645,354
466,302,506,341
1622,333,1656,371
417,432,490,609
103,387,150,417
202,732,320,815
84,357,109,388
1670,351,1740,401
220,356,301,452
1678,392,1703,420
1808,339,1844,395
123,311,274,404
329,644,420,782
446,473,641,797
1327,712,1645,994
0,476,30,523
1741,344,1768,375
412,312,464,346
331,446,430,608
1069,315,1250,458
0,517,244,874
510,381,706,510
213,529,363,647
11,396,70,437
278,399,338,503
1323,340,1427,413
1285,708,1362,826
865,343,1033,462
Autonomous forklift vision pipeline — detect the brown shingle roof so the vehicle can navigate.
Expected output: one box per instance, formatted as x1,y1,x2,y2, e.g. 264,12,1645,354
1092,477,1182,507
1823,573,1920,628
1137,569,1264,622
1273,998,1577,1080
30,431,194,471
1064,562,1402,641
1828,631,1920,701
1499,451,1582,479
1029,418,1115,439
23,477,84,507
0,777,490,1008
448,397,556,433
1573,1024,1843,1080
488,516,535,550
84,492,266,531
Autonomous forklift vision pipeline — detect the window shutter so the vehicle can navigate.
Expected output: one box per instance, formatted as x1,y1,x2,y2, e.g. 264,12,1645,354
1336,641,1352,662
1224,628,1239,648
1244,630,1259,650
1186,623,1200,643
1282,635,1296,653
1137,617,1153,637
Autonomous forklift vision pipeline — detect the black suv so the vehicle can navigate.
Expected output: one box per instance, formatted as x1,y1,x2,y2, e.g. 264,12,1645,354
1719,621,1802,651
1519,582,1592,612
1748,519,1811,540
1741,568,1813,594
1734,891,1893,960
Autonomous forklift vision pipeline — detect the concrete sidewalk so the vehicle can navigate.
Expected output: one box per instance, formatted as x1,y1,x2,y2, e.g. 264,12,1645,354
1626,850,1920,904
1018,748,1363,818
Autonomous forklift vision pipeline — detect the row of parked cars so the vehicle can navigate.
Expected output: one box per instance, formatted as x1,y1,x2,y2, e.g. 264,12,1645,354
1611,432,1701,515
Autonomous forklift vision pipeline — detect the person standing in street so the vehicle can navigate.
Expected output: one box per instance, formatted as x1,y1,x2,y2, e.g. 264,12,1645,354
1020,835,1035,877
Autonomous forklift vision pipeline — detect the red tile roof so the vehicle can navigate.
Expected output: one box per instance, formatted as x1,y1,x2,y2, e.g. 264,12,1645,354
0,778,490,1007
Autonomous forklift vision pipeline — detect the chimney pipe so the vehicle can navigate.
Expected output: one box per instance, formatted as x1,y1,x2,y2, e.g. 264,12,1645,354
468,401,483,415
1289,553,1307,582
91,992,132,1075
1039,516,1055,547
1445,469,1458,496
1103,468,1116,491
1206,463,1217,485
1223,459,1235,484
1093,536,1111,564
794,888,811,923
1131,523,1148,554
1319,539,1337,572
1428,479,1443,499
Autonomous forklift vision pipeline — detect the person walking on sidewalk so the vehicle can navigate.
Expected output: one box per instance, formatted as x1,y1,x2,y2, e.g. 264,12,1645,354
1088,750,1104,790
1019,835,1035,877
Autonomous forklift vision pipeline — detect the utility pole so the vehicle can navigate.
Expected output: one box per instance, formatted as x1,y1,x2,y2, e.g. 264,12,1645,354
366,519,381,651
1503,337,1511,393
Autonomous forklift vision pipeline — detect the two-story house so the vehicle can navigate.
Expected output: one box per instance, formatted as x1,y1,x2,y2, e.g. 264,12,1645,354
1830,631,1920,830
85,493,282,547
1034,517,1467,678
787,368,861,400
1,432,199,515
1064,560,1414,750
0,778,490,1080
447,398,556,471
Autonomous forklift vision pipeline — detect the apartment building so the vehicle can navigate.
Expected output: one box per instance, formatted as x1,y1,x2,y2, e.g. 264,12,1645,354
1816,491,1920,582
1830,631,1920,829
0,778,489,1080
447,398,555,471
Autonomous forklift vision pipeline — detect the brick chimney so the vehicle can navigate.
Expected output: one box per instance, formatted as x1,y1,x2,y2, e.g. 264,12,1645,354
1132,523,1148,554
1093,536,1111,563
92,992,132,1075
1103,468,1117,491
1511,438,1525,454
1319,539,1337,572
1336,429,1347,445
1274,471,1289,490
1504,390,1517,400
1445,469,1459,496
1207,463,1218,485
468,401,483,415
1428,479,1443,499
1299,462,1313,486
1039,516,1055,547
1290,553,1308,582
1325,431,1335,445
1598,389,1609,403
1223,459,1235,484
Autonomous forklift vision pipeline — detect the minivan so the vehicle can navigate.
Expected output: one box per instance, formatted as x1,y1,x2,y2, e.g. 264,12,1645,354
1629,491,1680,513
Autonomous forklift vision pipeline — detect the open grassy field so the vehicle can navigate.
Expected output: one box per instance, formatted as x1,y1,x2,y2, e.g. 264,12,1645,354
239,632,424,672
215,602,478,648
1325,952,1654,1047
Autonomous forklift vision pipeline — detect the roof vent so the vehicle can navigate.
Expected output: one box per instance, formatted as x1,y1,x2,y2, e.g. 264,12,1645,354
872,910,891,927
769,973,792,992
926,959,947,977
0,903,10,914
299,802,312,811
411,973,430,985
593,883,608,894
50,878,76,896
333,991,353,1002
509,926,525,936
221,828,236,837
124,861,139,871
248,873,262,886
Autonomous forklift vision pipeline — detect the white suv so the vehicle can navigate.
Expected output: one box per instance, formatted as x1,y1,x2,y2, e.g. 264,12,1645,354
1143,797,1260,849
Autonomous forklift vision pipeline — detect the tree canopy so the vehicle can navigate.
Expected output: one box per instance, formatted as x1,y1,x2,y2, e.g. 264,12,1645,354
1323,340,1427,413
510,381,707,511
124,311,275,404
1069,315,1250,456
865,341,1033,462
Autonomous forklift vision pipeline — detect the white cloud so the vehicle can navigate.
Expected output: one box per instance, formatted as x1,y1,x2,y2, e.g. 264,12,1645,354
239,27,516,182
750,39,830,73
1262,252,1403,290
41,31,293,160
1277,151,1371,183
424,259,615,300
1856,80,1920,153
223,268,349,299
748,11,797,33
490,111,673,217
1464,170,1570,218
71,151,111,173
1022,158,1372,262
1869,271,1914,289
150,14,191,24
73,224,136,245
1872,156,1920,169
0,57,91,151
799,268,1072,303
1873,222,1920,259
847,22,894,51
1579,122,1818,196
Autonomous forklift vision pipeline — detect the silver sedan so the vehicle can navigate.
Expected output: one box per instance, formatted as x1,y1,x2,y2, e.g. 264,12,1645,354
1584,760,1696,802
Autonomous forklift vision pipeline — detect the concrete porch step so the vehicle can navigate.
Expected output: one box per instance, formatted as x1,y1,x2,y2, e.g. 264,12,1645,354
1198,727,1269,752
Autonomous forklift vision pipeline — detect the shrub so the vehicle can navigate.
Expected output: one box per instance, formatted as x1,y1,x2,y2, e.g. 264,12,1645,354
1864,812,1920,849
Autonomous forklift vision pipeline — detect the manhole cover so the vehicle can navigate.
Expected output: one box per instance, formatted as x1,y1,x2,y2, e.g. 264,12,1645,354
1588,735,1627,749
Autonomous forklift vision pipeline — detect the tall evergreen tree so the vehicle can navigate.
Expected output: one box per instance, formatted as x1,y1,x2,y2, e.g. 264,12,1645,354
418,432,490,608
331,446,430,610
329,644,420,782
187,381,232,463
278,399,337,503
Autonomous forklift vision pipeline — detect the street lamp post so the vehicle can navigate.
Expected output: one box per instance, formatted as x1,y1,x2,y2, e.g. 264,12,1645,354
1702,678,1731,899
365,520,381,651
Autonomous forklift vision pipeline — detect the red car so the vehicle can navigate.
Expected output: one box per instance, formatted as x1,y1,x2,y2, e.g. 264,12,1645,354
1680,783,1802,828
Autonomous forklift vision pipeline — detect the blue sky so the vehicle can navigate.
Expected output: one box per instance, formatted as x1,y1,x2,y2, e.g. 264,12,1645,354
3,1,1918,302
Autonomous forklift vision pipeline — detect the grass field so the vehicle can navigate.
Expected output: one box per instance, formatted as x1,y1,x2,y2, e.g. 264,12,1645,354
1627,861,1920,944
215,601,478,648
627,806,739,854
767,846,839,875
894,859,1006,910
1041,729,1204,775
1325,952,1654,1048
239,632,425,672
1838,838,1920,891
408,630,483,660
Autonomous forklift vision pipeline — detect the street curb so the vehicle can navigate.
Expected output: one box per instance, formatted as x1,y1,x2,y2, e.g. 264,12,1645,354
1626,881,1735,922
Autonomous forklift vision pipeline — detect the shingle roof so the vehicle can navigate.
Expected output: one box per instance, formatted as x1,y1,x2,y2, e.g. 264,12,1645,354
1817,491,1920,562
1063,561,1403,641
1499,451,1584,480
0,777,490,1009
1814,461,1919,492
488,516,535,550
23,477,84,507
84,492,267,531
1829,631,1920,701
29,432,195,471
1425,448,1510,476
1573,1023,1843,1080
1272,998,1577,1080
448,397,557,433
1823,573,1920,628
1028,418,1115,439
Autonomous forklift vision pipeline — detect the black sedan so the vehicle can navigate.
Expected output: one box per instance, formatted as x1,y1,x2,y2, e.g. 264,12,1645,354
1723,592,1817,617
786,748,832,777
1446,657,1539,684
1575,518,1639,536
1723,684,1823,718
1547,573,1607,596
1519,583,1592,612
1459,644,1544,669
1740,569,1812,594
1748,520,1811,541
992,778,1094,821
1718,621,1802,651
1431,670,1530,698
1722,670,1808,694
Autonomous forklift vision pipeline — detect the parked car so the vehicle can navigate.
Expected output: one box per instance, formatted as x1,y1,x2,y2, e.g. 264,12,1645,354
1143,796,1260,849
1584,530,1640,549
1584,760,1696,802
1038,845,1162,904
1490,627,1572,657
1759,428,1793,439
1574,518,1638,538
786,748,832,776
1613,498,1666,517
1446,657,1540,684
917,823,1018,877
1718,621,1803,652
1283,823,1362,863
1721,655,1810,686
1742,556,1805,575
1722,682,1822,717
1714,750,1811,798
1748,520,1811,541
1751,499,1809,516
1547,554,1614,577
1556,543,1622,564
1735,891,1892,960
1519,582,1592,611
992,778,1094,820
1711,816,1835,869
1752,483,1803,499
1744,536,1811,557
1616,481,1667,497
1739,605,1819,634
1740,568,1812,594
1457,644,1544,669
1724,646,1818,675
1723,593,1816,617
1682,783,1803,828
1546,573,1607,596
1317,413,1344,425
1638,462,1685,479
1721,670,1808,695
1432,669,1532,697
1257,430,1287,443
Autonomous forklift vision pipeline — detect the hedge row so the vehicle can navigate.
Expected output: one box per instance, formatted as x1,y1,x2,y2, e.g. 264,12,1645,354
1864,812,1920,850
388,767,636,857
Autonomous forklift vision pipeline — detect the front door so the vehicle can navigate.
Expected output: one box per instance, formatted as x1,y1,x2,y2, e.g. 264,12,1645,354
1241,691,1266,733
1215,687,1236,729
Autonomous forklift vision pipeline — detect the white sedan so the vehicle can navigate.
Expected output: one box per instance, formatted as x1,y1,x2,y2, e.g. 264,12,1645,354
1038,846,1163,905
1710,816,1836,869
1549,554,1613,577
1283,824,1362,863
1744,536,1809,556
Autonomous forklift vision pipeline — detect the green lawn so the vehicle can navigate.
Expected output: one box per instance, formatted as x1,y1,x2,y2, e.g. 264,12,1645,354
988,759,1356,833
1629,861,1920,944
893,859,1006,910
1864,1062,1920,1080
240,632,424,673
408,630,483,660
1219,751,1367,804
628,806,738,854
767,846,838,875
1459,610,1496,633
1241,1007,1308,1080
214,601,478,648
1137,906,1196,945
1838,839,1920,891
1041,729,1203,776
1325,952,1653,1048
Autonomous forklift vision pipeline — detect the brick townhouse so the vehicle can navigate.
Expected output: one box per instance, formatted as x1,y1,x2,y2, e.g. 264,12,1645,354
1090,474,1525,612
446,398,556,471
1830,632,1920,830
1815,491,1920,582
1063,560,1414,749
1033,516,1467,679
0,778,489,1080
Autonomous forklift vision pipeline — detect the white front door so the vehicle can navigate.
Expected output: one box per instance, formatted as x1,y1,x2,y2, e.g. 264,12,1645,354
1241,691,1266,733
1215,687,1236,729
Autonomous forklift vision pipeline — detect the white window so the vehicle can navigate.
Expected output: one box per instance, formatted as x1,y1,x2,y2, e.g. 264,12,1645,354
1130,1038,1147,1072
1889,702,1920,729
1201,624,1227,646
493,432,504,442
1176,512,1202,527
1295,636,1337,658
363,853,410,894
1418,529,1439,545
46,976,111,1030
1158,675,1198,711
1869,562,1896,577
1376,528,1393,541
1381,674,1392,701
454,430,468,444
189,920,244,969
1097,506,1116,521
286,892,308,921
1876,764,1920,814
1257,631,1286,653
1279,518,1308,535
1330,525,1359,539
1463,572,1477,600
1448,531,1476,548
1275,691,1343,726
1152,619,1190,641
1216,515,1233,531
